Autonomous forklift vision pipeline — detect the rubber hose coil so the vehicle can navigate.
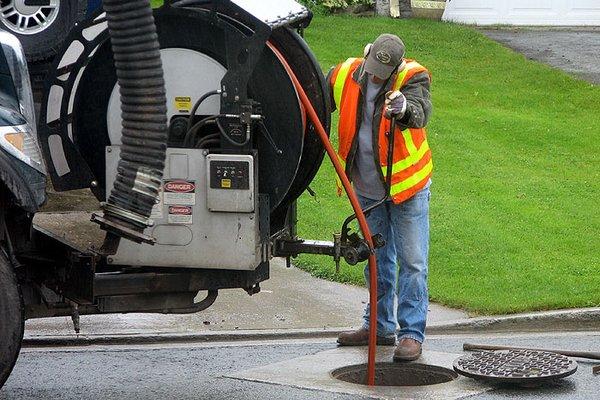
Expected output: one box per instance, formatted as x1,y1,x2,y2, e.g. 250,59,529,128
101,0,167,231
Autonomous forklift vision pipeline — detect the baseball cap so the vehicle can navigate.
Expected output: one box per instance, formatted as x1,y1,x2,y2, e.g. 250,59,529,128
364,34,406,80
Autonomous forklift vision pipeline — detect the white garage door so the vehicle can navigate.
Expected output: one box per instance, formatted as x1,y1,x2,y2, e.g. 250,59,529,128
442,0,600,26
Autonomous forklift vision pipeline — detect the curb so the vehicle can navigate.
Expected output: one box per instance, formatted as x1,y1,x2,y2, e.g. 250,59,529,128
426,307,600,334
23,308,600,347
22,328,348,347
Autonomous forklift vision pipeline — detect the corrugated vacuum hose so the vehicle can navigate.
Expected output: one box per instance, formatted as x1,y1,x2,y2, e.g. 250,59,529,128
92,0,168,249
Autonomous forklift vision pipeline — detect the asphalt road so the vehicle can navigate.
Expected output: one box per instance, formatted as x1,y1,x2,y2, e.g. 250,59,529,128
2,331,599,400
482,29,600,84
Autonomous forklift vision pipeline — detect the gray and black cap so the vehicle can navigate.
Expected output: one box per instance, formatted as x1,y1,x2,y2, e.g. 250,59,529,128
364,34,405,79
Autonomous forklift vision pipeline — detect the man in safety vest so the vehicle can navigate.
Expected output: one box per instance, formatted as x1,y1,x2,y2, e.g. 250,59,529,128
330,34,432,361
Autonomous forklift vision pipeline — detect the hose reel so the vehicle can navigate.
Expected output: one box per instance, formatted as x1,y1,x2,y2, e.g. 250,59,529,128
38,2,330,237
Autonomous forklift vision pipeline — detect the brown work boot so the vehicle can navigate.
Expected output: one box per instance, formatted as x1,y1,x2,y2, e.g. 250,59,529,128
337,328,396,346
393,338,422,361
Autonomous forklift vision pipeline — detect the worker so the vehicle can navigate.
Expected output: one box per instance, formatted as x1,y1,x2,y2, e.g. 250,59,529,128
328,34,432,361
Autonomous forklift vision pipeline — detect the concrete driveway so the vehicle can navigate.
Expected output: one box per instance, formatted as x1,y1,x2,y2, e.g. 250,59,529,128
482,29,600,84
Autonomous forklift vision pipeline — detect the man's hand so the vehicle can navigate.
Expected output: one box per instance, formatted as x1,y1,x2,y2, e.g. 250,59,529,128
384,90,407,119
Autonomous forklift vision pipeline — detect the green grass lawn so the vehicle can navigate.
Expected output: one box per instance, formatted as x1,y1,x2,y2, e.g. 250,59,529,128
296,16,600,315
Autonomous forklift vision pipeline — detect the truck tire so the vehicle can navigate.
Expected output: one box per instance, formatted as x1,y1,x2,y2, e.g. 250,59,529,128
0,0,88,62
0,252,23,389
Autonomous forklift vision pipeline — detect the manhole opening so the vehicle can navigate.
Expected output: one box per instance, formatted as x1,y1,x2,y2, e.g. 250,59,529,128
331,362,458,387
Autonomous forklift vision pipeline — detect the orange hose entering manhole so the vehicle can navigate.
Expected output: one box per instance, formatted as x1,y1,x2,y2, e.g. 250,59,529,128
268,43,378,386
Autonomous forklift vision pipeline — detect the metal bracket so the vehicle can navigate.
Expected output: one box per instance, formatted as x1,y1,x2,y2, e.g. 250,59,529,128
215,1,270,110
273,234,382,268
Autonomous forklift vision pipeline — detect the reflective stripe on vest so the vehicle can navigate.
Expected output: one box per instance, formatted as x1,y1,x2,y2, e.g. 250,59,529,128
391,158,433,195
333,58,358,110
381,129,430,176
393,61,422,90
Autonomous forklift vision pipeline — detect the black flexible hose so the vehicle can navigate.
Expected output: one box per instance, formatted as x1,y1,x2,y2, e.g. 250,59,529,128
186,90,221,134
216,118,251,147
194,133,220,147
183,115,225,147
195,138,220,149
184,120,216,147
102,0,168,231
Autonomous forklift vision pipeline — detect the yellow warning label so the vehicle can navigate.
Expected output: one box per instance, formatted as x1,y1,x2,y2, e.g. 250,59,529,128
175,96,192,113
221,179,232,188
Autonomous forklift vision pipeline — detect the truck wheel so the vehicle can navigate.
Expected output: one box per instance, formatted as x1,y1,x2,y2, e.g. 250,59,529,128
0,252,23,389
0,0,88,61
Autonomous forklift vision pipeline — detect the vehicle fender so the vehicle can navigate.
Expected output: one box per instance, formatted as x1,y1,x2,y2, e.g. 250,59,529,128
0,149,46,213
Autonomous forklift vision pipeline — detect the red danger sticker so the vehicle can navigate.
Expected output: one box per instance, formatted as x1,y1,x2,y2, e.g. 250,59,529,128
165,180,195,193
169,206,192,215
168,205,193,224
163,180,196,206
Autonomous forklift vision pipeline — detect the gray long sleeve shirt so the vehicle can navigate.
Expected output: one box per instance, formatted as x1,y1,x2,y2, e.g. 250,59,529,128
352,78,386,200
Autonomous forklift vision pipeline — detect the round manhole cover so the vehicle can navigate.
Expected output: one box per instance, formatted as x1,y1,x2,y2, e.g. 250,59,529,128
454,350,578,385
331,363,458,386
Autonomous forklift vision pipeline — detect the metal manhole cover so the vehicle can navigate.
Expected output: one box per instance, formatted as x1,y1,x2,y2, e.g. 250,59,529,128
454,350,577,385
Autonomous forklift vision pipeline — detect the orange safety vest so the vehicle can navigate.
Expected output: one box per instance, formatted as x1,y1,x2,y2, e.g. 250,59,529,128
331,57,433,204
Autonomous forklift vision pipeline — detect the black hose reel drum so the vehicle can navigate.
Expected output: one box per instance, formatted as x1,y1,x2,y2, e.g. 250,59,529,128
39,4,330,234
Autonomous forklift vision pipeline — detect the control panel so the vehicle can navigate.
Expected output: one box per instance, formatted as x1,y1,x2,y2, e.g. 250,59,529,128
206,154,255,213
210,160,250,190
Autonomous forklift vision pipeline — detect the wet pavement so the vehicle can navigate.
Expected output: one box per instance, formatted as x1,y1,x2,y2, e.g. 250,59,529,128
482,29,600,84
2,331,599,400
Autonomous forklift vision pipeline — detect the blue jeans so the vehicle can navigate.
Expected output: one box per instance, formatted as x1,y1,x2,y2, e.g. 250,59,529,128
358,182,430,343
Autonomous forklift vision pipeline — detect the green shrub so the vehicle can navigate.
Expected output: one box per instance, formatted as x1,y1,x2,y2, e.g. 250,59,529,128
299,0,374,14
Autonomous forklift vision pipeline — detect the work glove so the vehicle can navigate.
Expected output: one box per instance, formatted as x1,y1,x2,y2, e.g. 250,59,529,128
384,90,407,119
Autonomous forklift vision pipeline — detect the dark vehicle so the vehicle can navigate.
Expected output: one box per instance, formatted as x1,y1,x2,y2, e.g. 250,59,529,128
0,0,372,389
0,29,45,387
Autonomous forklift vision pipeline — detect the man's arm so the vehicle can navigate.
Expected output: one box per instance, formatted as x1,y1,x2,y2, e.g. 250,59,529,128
397,71,432,129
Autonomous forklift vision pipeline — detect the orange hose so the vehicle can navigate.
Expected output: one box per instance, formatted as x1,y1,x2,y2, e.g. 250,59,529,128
268,43,378,386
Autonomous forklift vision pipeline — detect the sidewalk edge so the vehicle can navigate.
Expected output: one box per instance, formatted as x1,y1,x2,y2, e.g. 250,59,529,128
22,328,347,347
23,308,600,347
